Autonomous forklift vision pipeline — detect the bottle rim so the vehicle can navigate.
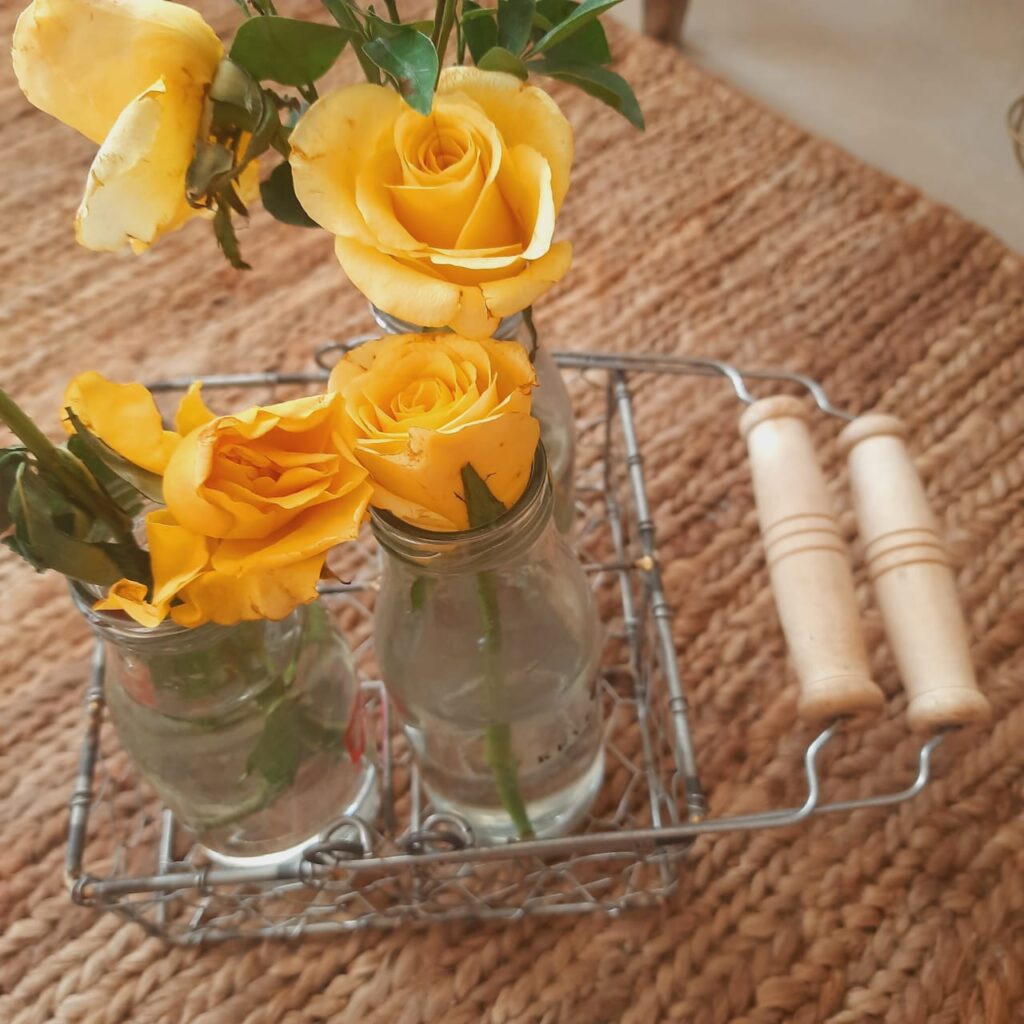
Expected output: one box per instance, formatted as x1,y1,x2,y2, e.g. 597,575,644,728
370,445,553,571
68,580,270,645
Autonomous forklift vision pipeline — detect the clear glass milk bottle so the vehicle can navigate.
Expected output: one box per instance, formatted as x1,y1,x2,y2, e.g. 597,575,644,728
74,592,377,866
372,446,603,844
371,306,577,532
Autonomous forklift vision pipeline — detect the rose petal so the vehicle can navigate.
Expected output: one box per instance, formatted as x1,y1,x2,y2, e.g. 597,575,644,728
439,68,574,210
289,84,405,243
212,483,372,574
94,579,169,628
171,554,326,627
333,236,467,330
355,413,540,531
145,509,211,606
75,77,206,253
62,371,179,475
448,285,500,339
162,426,232,537
13,0,221,146
174,382,215,436
480,240,573,318
498,143,555,261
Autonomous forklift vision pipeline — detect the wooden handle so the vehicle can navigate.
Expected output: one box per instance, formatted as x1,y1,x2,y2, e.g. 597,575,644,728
839,414,991,731
740,397,883,721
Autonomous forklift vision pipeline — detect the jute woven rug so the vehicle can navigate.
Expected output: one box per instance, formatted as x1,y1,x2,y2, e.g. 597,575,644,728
2,4,1022,1022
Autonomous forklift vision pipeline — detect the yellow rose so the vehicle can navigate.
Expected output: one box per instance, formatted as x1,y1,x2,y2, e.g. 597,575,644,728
13,0,223,252
67,378,372,627
289,68,574,339
329,333,540,531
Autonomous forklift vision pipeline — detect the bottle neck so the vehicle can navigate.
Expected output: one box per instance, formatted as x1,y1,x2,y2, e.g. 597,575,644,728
370,304,524,341
371,447,554,575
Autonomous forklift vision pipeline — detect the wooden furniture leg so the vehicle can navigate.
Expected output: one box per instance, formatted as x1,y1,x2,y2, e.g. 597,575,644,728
644,0,690,44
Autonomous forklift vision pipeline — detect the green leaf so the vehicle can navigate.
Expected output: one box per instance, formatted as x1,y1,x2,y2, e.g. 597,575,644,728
406,19,437,34
246,696,344,790
462,1,498,64
0,448,28,534
246,699,303,789
530,0,621,53
362,28,439,115
535,0,611,63
462,2,498,22
63,409,165,505
8,463,131,586
230,16,351,86
186,142,235,205
209,59,265,125
461,464,508,529
213,202,251,270
64,437,145,519
260,162,319,228
497,0,535,55
529,58,644,128
365,10,435,38
321,0,382,83
478,45,529,78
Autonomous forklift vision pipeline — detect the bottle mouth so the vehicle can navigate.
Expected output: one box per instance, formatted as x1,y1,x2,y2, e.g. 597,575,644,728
370,445,552,571
370,304,523,341
68,580,219,643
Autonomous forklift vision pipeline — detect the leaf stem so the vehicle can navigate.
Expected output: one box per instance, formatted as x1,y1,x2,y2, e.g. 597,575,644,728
522,305,539,364
476,570,535,840
431,0,458,81
384,0,401,22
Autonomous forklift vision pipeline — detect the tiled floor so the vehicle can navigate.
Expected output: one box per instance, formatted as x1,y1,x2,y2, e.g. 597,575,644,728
615,0,1024,251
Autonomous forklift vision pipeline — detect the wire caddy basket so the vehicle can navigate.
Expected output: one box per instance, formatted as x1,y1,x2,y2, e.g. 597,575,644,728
64,344,974,945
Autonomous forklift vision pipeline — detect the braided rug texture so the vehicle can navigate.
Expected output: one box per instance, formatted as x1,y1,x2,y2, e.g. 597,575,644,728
1,4,1022,1022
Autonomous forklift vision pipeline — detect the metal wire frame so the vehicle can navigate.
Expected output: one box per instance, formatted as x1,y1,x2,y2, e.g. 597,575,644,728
64,348,945,942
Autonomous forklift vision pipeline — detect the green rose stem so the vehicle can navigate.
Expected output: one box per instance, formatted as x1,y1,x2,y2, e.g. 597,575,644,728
0,387,132,540
476,570,534,840
461,464,535,840
432,0,458,83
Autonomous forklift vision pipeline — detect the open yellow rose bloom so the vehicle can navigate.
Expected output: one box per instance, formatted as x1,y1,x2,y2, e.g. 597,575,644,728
12,0,222,252
330,333,540,531
63,376,372,627
290,68,574,338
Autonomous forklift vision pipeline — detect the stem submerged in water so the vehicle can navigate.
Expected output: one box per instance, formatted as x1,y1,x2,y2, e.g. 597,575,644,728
476,570,534,840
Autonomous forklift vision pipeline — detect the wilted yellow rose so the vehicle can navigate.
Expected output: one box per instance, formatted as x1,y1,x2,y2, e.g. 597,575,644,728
329,333,540,531
13,0,223,252
290,68,574,339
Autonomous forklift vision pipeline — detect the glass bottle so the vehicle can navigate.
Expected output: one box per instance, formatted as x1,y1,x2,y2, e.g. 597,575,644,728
372,446,603,844
73,592,376,866
370,305,577,532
